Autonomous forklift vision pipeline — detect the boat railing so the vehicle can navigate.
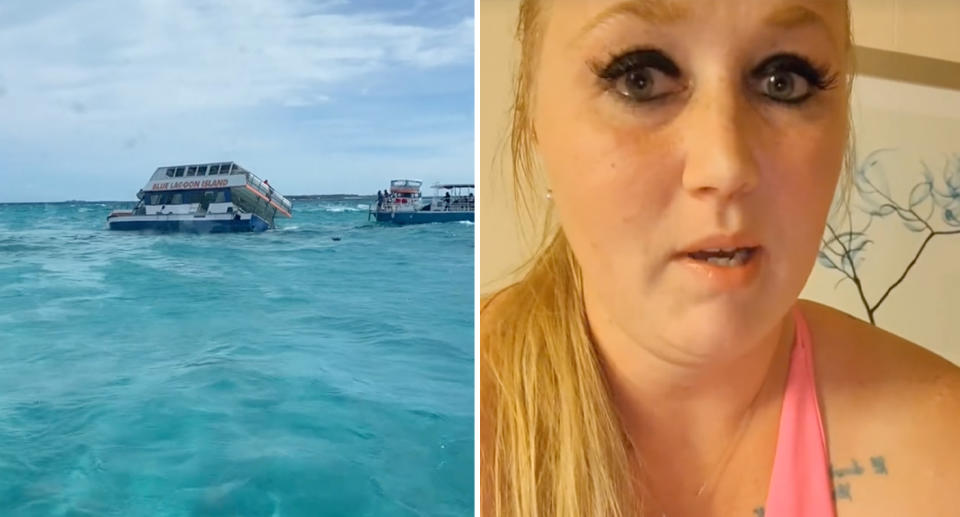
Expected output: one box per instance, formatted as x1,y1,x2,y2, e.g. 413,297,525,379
371,199,475,213
431,199,475,212
244,171,293,212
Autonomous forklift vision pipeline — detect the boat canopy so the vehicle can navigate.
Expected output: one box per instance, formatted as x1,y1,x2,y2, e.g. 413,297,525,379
390,179,423,194
149,162,249,181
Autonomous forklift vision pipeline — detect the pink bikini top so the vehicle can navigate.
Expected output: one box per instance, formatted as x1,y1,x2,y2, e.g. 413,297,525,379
763,306,836,517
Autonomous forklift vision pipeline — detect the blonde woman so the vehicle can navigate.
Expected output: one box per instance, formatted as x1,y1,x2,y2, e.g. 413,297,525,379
479,1,960,516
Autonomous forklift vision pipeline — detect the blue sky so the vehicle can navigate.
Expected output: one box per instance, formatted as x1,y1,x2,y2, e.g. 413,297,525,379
0,0,474,201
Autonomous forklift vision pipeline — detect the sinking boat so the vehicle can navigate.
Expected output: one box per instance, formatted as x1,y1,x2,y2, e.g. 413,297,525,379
107,162,292,232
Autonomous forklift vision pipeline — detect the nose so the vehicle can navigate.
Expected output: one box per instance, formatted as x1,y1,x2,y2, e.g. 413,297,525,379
680,80,760,201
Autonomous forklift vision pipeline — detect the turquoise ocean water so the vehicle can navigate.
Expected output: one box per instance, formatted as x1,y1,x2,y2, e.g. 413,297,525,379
0,199,474,516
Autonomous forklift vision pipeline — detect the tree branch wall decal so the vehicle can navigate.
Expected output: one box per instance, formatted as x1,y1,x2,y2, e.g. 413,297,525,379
818,149,960,325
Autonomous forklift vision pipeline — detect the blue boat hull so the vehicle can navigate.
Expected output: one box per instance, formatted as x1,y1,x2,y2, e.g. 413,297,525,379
108,214,270,233
372,210,474,225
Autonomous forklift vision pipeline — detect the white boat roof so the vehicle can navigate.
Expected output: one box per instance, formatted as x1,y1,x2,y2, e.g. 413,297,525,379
149,162,249,182
390,179,423,187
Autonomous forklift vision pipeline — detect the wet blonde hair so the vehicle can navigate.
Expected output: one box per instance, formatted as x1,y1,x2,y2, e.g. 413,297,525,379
480,2,857,516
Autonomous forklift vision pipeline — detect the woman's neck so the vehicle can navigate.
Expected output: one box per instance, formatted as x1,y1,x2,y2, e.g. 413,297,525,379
585,297,796,498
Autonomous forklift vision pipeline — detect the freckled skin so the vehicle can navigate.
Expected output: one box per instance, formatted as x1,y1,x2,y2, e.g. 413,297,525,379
533,0,850,359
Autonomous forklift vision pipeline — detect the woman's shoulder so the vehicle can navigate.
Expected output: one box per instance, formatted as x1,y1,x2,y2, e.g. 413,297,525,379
479,286,511,323
798,299,958,381
480,282,531,341
798,299,959,392
479,284,527,516
797,299,960,515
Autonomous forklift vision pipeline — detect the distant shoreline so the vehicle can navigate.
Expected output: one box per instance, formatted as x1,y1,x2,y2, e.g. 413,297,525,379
0,194,376,204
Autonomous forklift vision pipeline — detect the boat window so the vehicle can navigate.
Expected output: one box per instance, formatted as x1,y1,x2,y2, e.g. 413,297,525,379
186,166,197,177
166,168,175,178
148,193,162,205
214,190,227,203
170,193,183,204
196,166,207,176
175,167,185,177
221,163,233,175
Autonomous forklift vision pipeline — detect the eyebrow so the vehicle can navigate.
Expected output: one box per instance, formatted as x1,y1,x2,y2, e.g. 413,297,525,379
577,0,691,39
764,5,829,30
576,1,836,44
764,4,840,49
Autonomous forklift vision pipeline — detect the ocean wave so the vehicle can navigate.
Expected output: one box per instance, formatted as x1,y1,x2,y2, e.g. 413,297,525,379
0,198,474,516
295,205,363,214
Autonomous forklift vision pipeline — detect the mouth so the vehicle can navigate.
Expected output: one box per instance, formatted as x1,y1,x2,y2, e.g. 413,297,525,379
684,246,761,267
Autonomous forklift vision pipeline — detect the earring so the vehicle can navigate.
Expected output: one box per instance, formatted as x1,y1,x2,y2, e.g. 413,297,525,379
545,189,553,200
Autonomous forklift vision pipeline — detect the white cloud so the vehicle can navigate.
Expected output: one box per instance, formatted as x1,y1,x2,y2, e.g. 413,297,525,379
0,0,473,125
0,0,473,201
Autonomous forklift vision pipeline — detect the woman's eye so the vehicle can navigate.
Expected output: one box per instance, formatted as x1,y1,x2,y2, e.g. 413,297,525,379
760,70,812,102
751,53,837,105
595,49,683,104
611,67,680,102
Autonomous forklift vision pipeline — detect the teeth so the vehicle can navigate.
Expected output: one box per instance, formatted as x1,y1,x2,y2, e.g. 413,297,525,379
701,248,754,267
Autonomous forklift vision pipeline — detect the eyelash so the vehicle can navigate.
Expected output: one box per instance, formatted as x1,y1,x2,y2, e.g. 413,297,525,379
591,48,840,106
